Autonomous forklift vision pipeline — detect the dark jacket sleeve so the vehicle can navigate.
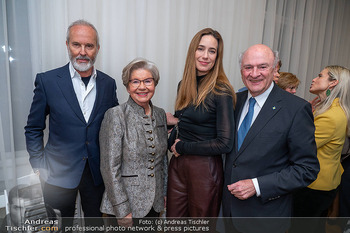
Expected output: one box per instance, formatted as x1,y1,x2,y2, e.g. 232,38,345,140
112,80,119,106
258,101,319,203
24,73,49,170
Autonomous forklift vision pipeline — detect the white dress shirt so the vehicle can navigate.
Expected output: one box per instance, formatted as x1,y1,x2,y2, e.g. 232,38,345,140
69,62,97,123
238,82,274,196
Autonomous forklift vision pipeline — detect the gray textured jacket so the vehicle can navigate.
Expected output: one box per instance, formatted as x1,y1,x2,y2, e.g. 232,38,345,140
99,97,168,218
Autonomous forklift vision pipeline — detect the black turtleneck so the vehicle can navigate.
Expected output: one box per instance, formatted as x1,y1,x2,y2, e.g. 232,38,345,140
172,76,235,156
81,76,91,88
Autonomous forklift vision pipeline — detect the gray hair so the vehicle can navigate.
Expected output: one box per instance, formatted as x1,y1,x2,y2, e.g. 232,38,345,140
122,58,160,87
66,19,100,46
238,49,280,69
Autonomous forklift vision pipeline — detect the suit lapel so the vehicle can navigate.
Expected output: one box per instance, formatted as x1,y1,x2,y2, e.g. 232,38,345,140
88,71,105,125
56,64,86,124
234,91,248,153
235,86,283,159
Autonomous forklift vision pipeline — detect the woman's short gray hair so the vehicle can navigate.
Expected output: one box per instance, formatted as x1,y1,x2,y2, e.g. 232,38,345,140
122,58,160,87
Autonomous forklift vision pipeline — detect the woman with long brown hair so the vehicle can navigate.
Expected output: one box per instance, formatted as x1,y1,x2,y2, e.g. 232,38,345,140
166,28,236,217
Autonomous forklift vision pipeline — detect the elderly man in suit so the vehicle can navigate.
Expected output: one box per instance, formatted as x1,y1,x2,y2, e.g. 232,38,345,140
24,20,118,226
222,44,319,233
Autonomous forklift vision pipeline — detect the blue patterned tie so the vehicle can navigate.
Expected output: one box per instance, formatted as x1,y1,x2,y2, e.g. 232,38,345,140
237,97,256,150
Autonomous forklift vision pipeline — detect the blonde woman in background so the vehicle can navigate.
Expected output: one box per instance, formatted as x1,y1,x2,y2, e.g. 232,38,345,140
292,65,350,233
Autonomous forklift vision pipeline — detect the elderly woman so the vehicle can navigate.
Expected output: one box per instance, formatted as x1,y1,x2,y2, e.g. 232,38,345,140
292,65,350,232
99,58,168,226
277,72,300,95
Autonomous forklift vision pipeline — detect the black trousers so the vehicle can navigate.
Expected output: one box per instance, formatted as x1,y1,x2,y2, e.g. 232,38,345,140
43,161,104,230
339,158,350,217
290,187,337,233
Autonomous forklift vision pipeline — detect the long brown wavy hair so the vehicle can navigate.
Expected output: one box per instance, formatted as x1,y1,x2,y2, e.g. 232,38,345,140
175,28,236,111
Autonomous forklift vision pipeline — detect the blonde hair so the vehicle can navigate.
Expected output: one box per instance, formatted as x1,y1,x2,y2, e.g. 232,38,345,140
314,65,350,136
277,72,300,90
175,28,236,111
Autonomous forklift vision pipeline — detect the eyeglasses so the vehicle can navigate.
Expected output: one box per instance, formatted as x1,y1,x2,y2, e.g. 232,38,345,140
129,78,154,87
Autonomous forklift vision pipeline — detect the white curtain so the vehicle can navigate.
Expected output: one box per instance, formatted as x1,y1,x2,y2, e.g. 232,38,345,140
265,0,350,100
1,0,350,201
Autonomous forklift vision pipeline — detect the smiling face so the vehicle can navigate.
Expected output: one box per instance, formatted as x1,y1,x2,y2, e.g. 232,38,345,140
127,69,155,110
66,25,100,77
195,35,218,76
240,44,276,97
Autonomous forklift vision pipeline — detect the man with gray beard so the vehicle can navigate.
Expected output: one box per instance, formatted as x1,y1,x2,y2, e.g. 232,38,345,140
24,20,118,229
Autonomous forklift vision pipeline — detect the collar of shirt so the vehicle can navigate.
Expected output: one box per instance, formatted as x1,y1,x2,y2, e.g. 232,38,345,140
69,62,97,123
239,82,274,128
69,62,97,80
248,81,274,109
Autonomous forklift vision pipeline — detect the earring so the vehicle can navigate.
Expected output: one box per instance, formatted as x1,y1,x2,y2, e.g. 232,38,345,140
326,89,331,97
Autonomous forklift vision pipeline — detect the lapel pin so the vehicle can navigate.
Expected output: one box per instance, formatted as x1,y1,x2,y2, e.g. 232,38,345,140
272,106,276,110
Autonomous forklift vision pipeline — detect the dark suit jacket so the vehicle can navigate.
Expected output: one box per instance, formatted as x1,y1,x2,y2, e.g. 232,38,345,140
25,63,118,189
222,85,319,233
